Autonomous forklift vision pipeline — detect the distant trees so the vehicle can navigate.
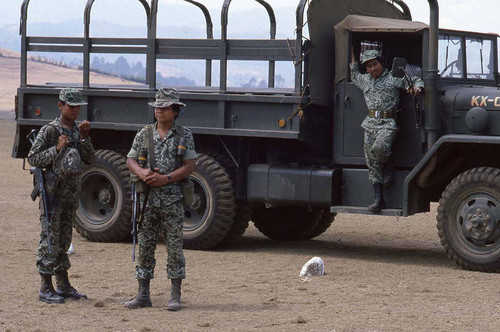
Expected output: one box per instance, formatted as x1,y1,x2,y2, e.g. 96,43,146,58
240,74,287,88
91,56,195,85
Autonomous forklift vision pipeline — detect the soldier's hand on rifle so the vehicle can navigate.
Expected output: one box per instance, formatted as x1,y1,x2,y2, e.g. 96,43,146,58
79,120,91,139
144,169,169,187
138,167,154,181
56,134,69,152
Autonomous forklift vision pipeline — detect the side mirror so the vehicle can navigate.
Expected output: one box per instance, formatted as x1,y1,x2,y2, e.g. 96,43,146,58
391,57,407,78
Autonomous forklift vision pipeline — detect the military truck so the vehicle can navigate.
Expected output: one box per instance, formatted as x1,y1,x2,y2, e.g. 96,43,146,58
12,0,500,272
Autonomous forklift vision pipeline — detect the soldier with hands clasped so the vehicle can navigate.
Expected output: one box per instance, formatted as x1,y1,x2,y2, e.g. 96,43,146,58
125,88,196,311
27,88,95,303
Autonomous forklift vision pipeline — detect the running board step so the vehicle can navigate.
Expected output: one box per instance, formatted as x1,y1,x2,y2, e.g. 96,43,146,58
330,206,403,216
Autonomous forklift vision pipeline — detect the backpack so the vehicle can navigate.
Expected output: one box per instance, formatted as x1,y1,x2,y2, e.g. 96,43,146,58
47,123,84,178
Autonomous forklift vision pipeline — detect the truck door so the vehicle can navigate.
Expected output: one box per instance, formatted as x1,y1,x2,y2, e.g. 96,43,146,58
334,80,367,165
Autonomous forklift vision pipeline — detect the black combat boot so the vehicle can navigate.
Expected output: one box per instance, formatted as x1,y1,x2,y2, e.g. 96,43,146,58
39,274,65,304
368,183,386,212
167,279,182,311
125,279,152,309
383,162,394,188
55,271,87,300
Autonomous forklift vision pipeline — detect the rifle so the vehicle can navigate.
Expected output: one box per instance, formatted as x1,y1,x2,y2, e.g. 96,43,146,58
131,178,151,262
131,143,152,261
131,126,155,261
27,129,53,254
131,183,140,261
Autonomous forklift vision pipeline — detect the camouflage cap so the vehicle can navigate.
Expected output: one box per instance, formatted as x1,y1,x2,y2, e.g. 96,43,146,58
59,88,88,106
360,50,381,64
148,88,186,108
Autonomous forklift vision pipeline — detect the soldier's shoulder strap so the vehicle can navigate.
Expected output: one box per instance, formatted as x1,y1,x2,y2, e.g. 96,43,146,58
42,121,61,146
174,124,186,140
146,125,155,170
141,124,154,149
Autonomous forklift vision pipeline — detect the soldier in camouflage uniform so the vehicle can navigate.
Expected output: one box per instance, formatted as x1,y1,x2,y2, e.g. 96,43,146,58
351,50,424,211
125,88,196,311
27,88,95,303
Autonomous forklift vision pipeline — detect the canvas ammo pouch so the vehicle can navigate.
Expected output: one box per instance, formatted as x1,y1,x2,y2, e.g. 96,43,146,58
181,177,194,207
48,123,84,178
176,133,194,207
130,126,153,193
53,146,84,178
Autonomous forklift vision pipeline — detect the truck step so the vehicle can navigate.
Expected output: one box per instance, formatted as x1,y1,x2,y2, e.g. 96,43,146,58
330,206,403,216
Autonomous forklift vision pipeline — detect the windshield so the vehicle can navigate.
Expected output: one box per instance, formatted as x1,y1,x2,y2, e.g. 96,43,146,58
439,34,495,80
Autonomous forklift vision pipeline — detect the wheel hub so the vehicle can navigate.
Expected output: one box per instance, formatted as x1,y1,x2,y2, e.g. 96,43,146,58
460,197,499,244
464,208,493,240
190,193,202,210
98,188,112,205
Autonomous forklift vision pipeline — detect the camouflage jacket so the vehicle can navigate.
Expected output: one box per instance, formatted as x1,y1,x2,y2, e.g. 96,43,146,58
127,122,197,207
350,62,424,131
27,116,95,175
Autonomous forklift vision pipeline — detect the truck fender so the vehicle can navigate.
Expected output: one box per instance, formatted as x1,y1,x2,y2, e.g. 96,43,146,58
403,134,500,216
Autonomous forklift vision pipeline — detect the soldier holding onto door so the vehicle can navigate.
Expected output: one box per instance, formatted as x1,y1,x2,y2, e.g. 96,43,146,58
351,49,424,211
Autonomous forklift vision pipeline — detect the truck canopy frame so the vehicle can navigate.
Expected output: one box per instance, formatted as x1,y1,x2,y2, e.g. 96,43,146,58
19,0,309,95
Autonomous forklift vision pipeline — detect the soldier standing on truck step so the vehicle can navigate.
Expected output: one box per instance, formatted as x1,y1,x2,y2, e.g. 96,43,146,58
28,88,95,303
125,88,196,311
350,49,424,212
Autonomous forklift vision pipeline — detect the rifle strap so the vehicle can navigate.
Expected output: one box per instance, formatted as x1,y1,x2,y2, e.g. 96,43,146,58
147,125,155,170
47,122,82,156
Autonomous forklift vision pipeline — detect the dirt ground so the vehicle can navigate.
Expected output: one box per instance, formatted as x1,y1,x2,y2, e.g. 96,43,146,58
0,119,499,332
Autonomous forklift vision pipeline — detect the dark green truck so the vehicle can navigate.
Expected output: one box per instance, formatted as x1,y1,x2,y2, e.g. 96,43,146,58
13,0,500,272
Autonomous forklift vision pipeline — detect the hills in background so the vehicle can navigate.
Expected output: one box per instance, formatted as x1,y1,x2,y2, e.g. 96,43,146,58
0,48,140,117
0,4,299,88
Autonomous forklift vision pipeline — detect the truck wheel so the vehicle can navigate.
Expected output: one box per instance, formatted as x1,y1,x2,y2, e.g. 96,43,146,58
437,167,500,272
183,154,236,249
252,205,321,241
75,150,132,242
222,201,252,244
206,152,251,244
307,210,336,239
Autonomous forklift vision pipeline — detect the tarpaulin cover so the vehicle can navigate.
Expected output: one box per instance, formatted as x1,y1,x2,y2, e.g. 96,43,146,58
306,0,409,106
334,15,428,83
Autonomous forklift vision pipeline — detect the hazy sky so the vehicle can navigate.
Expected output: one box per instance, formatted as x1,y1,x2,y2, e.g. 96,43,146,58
3,0,499,36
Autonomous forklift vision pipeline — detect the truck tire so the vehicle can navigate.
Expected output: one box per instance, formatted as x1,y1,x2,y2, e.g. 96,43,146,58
252,205,321,241
307,210,337,239
223,201,252,244
206,152,251,244
437,167,500,272
183,154,236,249
75,150,132,242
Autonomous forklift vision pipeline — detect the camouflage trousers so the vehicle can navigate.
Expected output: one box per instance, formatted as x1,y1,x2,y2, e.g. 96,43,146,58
364,128,397,185
36,197,77,275
135,200,185,280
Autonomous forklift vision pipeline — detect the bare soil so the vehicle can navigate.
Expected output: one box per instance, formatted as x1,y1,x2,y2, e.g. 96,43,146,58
0,119,499,332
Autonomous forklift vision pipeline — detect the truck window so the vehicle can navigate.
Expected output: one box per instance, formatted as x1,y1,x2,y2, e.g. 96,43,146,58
439,35,463,78
466,37,494,80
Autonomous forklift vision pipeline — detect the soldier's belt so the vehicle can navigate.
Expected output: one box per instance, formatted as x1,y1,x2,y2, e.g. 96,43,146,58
368,109,394,119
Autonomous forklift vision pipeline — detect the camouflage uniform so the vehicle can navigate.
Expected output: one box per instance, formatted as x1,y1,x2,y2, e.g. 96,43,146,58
127,122,196,280
28,117,94,275
350,52,424,184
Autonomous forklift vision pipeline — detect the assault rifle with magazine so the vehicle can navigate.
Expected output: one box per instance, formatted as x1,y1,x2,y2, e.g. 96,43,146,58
27,129,53,254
